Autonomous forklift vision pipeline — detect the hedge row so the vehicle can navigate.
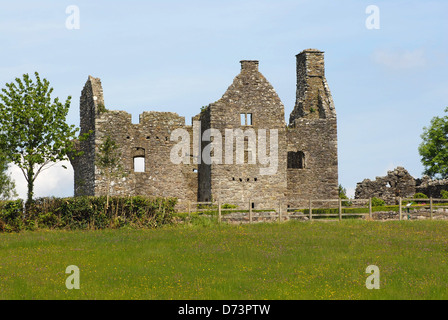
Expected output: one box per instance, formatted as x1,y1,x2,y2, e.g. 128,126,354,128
0,196,177,232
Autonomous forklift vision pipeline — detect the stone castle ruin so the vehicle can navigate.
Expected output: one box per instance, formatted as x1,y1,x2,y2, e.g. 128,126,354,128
69,49,339,209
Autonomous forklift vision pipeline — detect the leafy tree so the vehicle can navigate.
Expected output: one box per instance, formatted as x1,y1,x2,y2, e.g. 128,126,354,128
95,135,125,208
338,184,348,199
0,72,79,205
338,184,352,207
419,107,448,178
0,149,17,200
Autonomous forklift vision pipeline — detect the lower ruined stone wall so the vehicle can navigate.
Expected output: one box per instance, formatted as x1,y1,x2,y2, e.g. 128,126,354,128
416,177,448,198
355,167,448,203
355,167,416,204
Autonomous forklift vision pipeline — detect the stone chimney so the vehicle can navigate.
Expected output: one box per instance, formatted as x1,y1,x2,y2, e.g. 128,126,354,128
289,49,335,123
240,60,259,73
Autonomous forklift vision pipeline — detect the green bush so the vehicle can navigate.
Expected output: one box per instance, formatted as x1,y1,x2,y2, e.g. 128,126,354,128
440,190,448,199
414,193,429,199
0,199,24,232
222,203,237,209
0,196,177,232
371,197,385,207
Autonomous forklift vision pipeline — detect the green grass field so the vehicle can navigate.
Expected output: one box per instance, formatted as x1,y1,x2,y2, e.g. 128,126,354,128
1,219,447,300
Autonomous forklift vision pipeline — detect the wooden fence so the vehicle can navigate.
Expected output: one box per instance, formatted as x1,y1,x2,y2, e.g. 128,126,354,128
179,198,376,223
178,197,448,223
397,197,448,220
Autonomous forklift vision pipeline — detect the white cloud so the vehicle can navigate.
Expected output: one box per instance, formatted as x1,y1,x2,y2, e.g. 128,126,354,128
372,48,427,70
8,160,74,200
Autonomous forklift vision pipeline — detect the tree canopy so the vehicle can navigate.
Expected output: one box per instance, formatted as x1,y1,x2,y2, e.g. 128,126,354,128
0,148,17,200
0,72,79,203
418,107,448,179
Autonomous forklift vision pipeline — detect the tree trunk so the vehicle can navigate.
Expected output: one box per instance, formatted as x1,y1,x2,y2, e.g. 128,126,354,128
26,165,35,211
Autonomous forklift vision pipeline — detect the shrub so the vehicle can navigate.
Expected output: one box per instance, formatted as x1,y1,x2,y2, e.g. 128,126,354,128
222,203,237,209
371,197,385,207
414,193,428,199
440,190,448,199
0,196,177,232
0,199,24,232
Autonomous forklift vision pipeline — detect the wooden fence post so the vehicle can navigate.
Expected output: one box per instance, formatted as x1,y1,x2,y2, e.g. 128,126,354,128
309,199,312,221
279,200,282,223
249,199,252,223
399,197,402,221
369,198,372,219
338,198,342,221
430,197,433,220
218,199,222,223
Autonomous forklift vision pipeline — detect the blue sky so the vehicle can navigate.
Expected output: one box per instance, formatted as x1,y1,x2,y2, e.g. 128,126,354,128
1,0,447,199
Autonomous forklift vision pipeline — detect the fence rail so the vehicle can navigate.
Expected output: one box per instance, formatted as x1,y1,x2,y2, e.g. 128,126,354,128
177,196,448,223
178,198,378,223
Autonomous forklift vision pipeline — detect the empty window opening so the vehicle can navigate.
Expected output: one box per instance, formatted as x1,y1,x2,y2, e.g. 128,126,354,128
193,169,198,173
246,178,250,182
239,178,243,182
287,151,306,169
240,113,253,126
131,114,140,124
146,136,150,140
386,182,391,188
232,177,235,181
251,202,255,209
133,156,145,172
126,136,130,139
254,177,258,181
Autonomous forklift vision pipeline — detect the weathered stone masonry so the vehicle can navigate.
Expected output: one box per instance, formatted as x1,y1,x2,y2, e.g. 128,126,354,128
355,166,448,204
69,49,339,209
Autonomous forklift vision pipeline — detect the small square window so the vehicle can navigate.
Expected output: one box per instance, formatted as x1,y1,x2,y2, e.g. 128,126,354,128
133,157,145,172
240,113,253,126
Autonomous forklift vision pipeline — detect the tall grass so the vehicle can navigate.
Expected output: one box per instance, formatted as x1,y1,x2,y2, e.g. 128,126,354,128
1,220,447,299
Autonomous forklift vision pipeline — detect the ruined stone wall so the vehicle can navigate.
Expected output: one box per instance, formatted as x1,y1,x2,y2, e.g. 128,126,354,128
93,110,197,203
202,60,287,209
286,50,338,206
355,167,416,204
286,118,338,205
71,50,339,210
70,77,198,204
289,49,336,122
416,177,448,198
70,76,104,196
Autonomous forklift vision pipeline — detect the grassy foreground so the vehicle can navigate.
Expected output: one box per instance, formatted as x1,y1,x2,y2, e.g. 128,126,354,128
1,219,448,300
